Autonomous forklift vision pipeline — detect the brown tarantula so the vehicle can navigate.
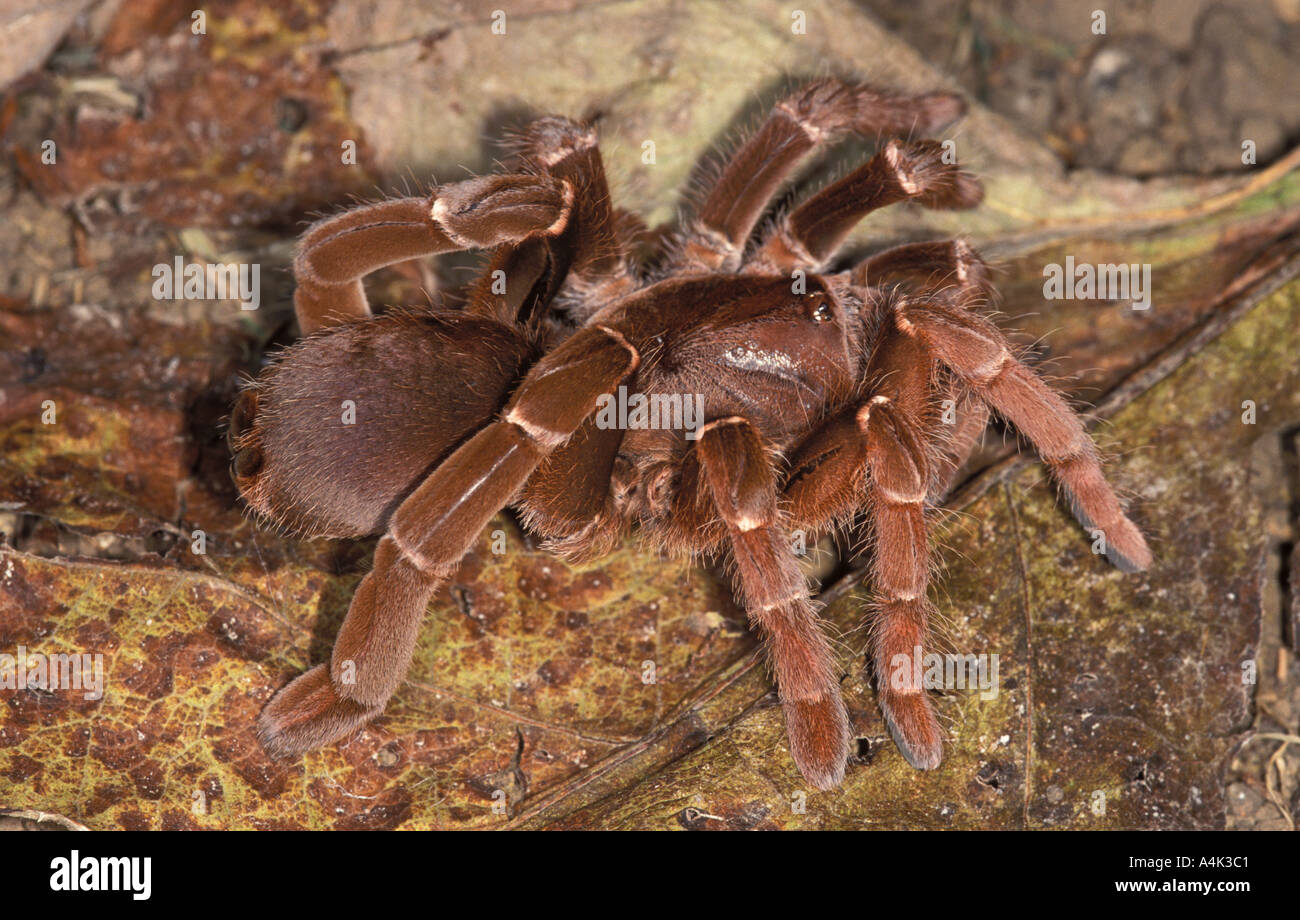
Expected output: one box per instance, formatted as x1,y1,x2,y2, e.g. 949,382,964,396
229,79,1151,790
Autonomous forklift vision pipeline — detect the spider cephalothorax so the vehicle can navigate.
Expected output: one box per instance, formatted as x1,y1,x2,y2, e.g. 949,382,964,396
229,79,1151,790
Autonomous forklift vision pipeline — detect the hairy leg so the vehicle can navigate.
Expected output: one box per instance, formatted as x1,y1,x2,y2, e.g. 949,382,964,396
779,392,945,770
293,174,572,334
929,386,990,500
898,298,1152,571
468,117,634,328
849,238,991,295
748,139,983,274
525,118,635,312
695,417,850,790
672,78,968,273
258,324,639,757
856,395,945,768
842,239,996,498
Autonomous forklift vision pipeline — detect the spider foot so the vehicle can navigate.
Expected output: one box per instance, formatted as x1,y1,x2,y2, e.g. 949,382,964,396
258,663,384,760
884,139,985,211
513,115,598,168
1105,517,1153,573
1083,509,1153,574
1061,458,1154,572
784,694,851,791
878,688,943,770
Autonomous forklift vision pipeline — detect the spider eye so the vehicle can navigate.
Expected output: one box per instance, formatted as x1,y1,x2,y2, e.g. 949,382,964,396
811,301,833,323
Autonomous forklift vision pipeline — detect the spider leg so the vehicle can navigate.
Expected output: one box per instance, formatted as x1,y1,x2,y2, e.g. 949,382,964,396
781,405,868,538
468,117,635,328
462,118,640,552
748,139,983,274
462,229,557,327
694,417,850,790
293,174,573,334
850,238,991,295
671,78,968,272
929,388,991,501
857,395,946,768
779,390,945,770
258,324,639,758
842,240,996,499
897,298,1153,571
527,118,636,310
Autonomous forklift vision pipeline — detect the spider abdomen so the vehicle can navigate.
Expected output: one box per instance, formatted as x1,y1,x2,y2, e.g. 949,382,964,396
230,310,534,538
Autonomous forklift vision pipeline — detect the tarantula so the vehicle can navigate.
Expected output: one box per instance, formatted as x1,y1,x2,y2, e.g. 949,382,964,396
229,78,1151,790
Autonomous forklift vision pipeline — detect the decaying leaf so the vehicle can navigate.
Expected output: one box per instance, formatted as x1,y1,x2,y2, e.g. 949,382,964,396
1,0,1297,830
